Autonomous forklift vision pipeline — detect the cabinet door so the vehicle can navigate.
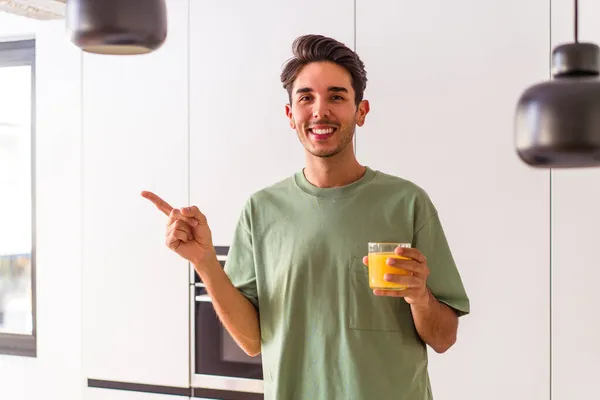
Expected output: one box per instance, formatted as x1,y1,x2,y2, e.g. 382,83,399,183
551,170,600,400
356,1,550,399
189,0,354,249
86,388,189,400
82,0,190,387
551,1,600,399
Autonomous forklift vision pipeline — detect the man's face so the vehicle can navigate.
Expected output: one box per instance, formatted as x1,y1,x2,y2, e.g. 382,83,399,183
285,61,369,158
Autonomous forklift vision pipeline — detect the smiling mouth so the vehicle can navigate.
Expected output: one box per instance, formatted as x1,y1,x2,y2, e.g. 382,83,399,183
308,127,337,140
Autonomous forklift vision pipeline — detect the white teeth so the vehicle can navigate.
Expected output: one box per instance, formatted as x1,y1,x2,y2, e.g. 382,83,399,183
312,128,334,135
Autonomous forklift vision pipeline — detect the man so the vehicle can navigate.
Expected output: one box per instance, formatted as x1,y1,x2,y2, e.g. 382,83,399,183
143,34,469,400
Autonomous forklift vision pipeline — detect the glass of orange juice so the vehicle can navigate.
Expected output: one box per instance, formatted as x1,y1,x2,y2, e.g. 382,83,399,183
368,242,411,290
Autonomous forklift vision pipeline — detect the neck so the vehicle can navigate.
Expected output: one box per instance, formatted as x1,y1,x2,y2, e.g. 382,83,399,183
303,144,366,188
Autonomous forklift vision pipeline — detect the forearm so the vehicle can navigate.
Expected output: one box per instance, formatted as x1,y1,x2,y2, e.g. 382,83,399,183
410,289,458,353
193,256,261,356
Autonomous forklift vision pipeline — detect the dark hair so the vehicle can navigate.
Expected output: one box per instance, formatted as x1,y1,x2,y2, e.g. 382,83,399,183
280,34,367,106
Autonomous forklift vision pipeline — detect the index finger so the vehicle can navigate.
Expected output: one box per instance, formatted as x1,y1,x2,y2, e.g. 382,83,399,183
395,247,427,263
141,190,173,216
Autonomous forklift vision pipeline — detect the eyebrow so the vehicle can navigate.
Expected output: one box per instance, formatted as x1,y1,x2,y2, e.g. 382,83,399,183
295,86,349,95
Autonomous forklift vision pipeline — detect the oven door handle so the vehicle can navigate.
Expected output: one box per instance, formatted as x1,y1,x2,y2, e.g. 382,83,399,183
195,294,212,303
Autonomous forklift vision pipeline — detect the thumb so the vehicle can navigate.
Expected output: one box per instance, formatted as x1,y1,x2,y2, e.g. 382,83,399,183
181,206,207,223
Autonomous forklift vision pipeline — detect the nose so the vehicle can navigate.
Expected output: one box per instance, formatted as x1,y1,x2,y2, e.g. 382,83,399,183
312,98,331,120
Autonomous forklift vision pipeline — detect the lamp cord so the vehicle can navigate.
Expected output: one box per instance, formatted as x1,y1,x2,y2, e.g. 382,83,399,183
574,0,579,43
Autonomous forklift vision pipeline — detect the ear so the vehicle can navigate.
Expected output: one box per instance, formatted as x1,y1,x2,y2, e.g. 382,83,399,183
285,103,296,129
356,99,370,127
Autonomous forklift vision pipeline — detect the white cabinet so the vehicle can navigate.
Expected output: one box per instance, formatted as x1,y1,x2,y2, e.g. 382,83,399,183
86,388,189,400
32,19,85,400
551,170,600,400
81,0,190,388
551,1,600,399
188,0,354,248
356,1,550,399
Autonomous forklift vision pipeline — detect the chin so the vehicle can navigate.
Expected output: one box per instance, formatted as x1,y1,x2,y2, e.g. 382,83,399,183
309,148,342,158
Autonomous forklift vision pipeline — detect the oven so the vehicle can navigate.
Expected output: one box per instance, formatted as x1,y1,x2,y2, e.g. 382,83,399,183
191,246,264,399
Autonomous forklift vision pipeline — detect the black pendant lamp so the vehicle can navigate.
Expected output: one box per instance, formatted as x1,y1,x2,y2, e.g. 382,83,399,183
66,0,168,55
515,0,600,168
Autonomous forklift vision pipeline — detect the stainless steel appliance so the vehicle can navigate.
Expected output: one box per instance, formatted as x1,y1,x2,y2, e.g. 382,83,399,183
191,246,264,399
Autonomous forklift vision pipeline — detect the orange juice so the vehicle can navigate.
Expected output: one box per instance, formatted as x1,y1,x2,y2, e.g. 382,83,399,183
368,252,410,290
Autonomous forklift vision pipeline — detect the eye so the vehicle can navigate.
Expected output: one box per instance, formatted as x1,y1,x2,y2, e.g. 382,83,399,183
299,95,313,102
331,95,344,100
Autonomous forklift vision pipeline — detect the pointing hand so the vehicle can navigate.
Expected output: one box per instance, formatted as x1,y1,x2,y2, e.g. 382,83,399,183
141,191,215,265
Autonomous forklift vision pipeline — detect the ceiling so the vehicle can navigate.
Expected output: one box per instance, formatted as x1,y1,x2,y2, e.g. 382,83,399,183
0,0,65,20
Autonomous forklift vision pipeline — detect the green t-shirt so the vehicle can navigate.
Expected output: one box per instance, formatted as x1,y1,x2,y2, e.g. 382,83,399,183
224,166,470,400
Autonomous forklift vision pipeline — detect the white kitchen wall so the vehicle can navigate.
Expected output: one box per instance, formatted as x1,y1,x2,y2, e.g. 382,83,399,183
2,0,600,399
550,1,600,399
0,12,36,42
0,16,84,400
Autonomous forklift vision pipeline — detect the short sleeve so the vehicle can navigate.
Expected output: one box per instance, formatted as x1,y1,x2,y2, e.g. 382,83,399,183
413,211,470,317
223,202,259,310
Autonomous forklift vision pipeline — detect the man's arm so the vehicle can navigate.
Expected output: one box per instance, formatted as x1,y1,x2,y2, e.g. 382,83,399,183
194,255,261,356
141,191,261,356
410,289,458,353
